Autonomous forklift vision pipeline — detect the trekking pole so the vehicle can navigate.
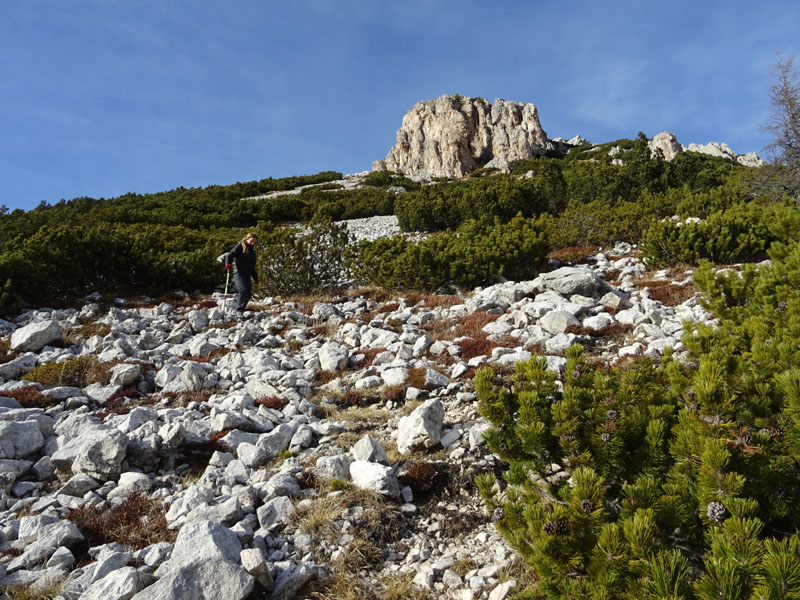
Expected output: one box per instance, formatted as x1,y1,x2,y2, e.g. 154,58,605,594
224,269,231,296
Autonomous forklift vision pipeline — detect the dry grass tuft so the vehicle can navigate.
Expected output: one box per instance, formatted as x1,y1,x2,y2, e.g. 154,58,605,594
254,395,289,411
66,493,176,553
357,347,386,368
381,385,406,403
0,338,17,363
22,355,113,388
377,302,400,313
403,292,462,308
448,311,502,340
2,578,65,600
456,334,516,361
2,385,51,409
547,245,601,264
378,571,431,600
634,279,698,306
398,461,438,492
406,367,427,390
564,323,634,339
348,286,394,303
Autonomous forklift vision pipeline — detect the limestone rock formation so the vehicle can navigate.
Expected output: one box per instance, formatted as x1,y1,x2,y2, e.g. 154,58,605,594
375,95,553,178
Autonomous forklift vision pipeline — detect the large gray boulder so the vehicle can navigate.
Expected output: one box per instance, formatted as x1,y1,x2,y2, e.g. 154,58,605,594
81,567,154,600
349,460,400,498
537,266,608,298
318,341,349,372
71,428,128,481
10,319,62,352
396,398,444,455
0,420,44,459
132,559,253,600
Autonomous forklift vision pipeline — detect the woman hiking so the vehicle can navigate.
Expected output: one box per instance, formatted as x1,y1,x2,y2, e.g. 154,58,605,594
225,232,259,312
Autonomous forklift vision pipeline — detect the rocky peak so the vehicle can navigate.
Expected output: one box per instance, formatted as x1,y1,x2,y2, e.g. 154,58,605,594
373,95,553,178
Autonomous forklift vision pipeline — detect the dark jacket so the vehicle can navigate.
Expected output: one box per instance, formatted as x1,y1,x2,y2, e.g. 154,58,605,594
226,241,258,279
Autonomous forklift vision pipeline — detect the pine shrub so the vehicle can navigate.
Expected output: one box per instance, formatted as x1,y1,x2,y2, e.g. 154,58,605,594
476,238,800,598
351,213,550,291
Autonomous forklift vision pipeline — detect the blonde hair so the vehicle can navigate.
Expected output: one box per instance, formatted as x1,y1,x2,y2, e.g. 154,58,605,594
241,232,258,254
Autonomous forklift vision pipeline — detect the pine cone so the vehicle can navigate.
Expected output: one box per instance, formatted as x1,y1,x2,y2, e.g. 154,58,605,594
706,501,727,523
601,433,611,443
606,409,618,421
555,519,570,535
543,521,557,535
581,499,594,514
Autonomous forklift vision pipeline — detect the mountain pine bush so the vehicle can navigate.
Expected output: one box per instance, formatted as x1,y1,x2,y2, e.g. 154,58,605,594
476,238,800,599
351,213,549,291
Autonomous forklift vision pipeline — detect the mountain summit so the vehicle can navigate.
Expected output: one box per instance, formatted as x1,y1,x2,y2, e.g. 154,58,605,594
373,94,553,178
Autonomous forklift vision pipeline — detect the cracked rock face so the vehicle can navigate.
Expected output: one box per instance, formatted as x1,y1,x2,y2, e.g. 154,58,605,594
377,95,553,178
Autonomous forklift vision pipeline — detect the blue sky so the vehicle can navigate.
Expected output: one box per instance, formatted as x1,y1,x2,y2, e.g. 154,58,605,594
2,1,799,212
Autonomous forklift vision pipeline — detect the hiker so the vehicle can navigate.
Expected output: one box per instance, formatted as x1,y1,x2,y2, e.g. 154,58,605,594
225,232,259,312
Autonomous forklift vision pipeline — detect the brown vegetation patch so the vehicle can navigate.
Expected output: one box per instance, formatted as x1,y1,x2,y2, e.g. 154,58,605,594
22,355,114,388
381,385,406,403
66,493,176,556
313,370,339,385
0,338,17,363
254,396,289,411
398,461,439,493
160,389,215,407
349,287,394,303
403,292,462,308
457,334,516,361
451,311,502,339
358,348,386,368
377,302,400,313
565,323,634,338
405,367,427,390
547,246,601,264
309,325,328,337
2,385,48,408
634,279,698,306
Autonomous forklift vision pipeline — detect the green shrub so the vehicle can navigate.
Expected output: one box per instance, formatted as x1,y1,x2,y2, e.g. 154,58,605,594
257,217,355,296
395,174,563,232
22,355,108,388
475,238,800,599
351,213,549,291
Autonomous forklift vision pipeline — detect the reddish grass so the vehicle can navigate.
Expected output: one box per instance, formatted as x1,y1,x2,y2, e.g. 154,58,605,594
313,370,339,385
457,334,516,361
547,246,601,264
254,396,289,411
382,385,407,403
358,348,387,368
197,299,218,309
406,293,462,308
447,312,502,340
377,302,400,313
635,280,698,307
66,493,176,552
309,325,328,337
565,323,634,338
399,461,439,492
2,385,49,408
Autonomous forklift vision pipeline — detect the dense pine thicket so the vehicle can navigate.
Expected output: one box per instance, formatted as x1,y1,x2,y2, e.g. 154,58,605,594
2,132,799,310
475,238,800,599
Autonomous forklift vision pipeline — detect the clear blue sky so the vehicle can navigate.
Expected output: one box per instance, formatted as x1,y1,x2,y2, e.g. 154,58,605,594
2,1,799,211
